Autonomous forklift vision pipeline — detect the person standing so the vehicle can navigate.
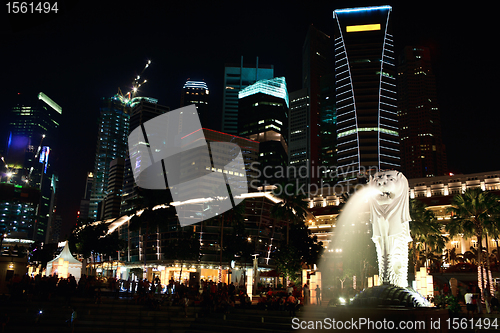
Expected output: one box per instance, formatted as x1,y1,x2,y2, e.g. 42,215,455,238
315,285,321,305
287,293,296,317
303,284,310,305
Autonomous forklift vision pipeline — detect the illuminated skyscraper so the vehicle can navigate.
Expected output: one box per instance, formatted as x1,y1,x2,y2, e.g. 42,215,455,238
180,80,209,126
120,98,169,216
333,6,399,181
89,96,130,220
398,46,447,178
238,77,289,187
1,92,61,240
222,56,274,134
289,26,333,188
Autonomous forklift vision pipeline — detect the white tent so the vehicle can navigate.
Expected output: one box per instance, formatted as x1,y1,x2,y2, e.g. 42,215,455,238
46,241,82,281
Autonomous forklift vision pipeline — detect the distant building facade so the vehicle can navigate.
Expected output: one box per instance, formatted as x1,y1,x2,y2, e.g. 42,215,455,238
398,46,447,178
89,96,131,220
222,56,274,134
180,80,209,126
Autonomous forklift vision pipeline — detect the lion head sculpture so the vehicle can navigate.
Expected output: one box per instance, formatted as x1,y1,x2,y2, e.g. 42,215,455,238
369,170,412,237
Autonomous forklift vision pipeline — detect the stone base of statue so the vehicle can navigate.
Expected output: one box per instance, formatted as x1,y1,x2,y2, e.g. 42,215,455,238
351,283,431,308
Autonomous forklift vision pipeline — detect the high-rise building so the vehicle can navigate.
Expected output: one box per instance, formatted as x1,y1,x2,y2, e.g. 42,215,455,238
104,157,125,219
120,99,169,216
78,172,94,221
5,92,61,186
89,96,131,220
398,46,447,178
289,88,310,187
302,25,333,186
1,92,61,241
238,77,289,187
319,73,337,184
333,5,400,181
180,80,209,126
222,56,274,134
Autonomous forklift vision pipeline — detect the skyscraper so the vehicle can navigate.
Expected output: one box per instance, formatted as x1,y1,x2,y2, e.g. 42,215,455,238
2,92,61,241
89,96,130,220
104,157,125,219
180,80,209,126
238,77,289,187
289,88,310,187
120,98,169,216
289,26,333,188
333,6,399,181
78,171,94,221
398,46,447,178
222,56,274,134
302,26,333,186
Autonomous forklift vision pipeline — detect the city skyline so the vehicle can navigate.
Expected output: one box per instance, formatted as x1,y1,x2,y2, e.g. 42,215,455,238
1,1,497,236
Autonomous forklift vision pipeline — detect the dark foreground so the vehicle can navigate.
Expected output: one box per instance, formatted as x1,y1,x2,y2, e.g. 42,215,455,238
1,293,499,333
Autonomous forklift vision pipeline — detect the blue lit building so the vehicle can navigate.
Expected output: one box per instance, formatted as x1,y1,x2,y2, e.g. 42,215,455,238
1,92,61,241
333,5,400,181
222,56,274,134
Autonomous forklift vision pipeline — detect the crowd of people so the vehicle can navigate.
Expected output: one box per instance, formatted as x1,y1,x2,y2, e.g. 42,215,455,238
4,272,327,318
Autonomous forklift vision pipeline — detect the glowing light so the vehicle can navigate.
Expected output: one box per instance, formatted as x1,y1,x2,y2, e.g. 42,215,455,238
334,5,391,14
183,80,208,90
346,24,381,32
338,127,398,138
38,92,62,114
238,77,289,108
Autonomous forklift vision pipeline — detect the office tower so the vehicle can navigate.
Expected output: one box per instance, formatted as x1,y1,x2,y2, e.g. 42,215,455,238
302,25,333,186
333,5,399,181
222,56,274,134
5,92,61,186
2,92,61,241
104,157,125,219
238,77,289,187
179,128,259,195
180,80,209,126
319,73,337,184
89,96,131,221
78,172,94,221
289,88,310,187
120,99,169,216
398,46,447,178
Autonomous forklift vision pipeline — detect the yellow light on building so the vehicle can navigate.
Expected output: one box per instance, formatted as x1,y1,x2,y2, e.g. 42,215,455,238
346,24,381,32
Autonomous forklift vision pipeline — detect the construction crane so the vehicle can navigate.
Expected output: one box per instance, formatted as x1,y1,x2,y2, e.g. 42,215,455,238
117,60,151,105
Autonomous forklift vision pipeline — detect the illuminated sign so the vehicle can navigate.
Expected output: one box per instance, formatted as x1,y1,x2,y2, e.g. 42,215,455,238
346,24,381,32
39,146,50,173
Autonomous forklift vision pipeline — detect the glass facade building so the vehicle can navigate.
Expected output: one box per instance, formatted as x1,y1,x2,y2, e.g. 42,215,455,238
333,6,400,181
89,96,130,220
222,56,274,134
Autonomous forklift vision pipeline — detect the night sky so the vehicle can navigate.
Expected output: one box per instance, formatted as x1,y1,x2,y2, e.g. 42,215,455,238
1,1,497,237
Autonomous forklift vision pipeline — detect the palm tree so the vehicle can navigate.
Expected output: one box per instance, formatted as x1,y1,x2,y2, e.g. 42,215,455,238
446,188,500,297
409,199,447,277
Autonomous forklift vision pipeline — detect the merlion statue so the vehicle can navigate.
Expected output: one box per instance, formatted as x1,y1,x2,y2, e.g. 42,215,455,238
369,170,412,287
